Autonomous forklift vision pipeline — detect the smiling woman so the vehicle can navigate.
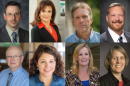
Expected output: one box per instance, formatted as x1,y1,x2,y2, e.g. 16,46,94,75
29,44,65,86
100,45,130,86
30,0,61,42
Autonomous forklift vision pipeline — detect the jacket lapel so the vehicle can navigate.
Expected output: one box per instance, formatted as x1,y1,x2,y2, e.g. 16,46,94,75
19,28,24,42
106,30,114,42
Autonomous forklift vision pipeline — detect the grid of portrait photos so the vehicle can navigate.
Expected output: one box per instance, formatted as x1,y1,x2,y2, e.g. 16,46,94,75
0,0,130,86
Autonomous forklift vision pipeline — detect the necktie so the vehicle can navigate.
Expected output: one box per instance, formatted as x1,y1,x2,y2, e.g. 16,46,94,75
11,32,17,43
118,36,123,43
6,73,13,86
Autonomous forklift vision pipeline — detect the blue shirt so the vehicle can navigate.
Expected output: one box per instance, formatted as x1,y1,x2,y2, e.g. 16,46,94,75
0,66,29,86
65,29,100,43
81,80,89,86
29,73,65,86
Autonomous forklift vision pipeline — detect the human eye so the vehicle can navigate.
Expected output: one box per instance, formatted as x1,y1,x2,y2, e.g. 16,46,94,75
50,61,54,63
119,14,123,16
111,14,115,16
42,10,45,12
41,61,45,63
85,53,88,55
7,13,12,16
79,53,82,56
75,17,79,19
7,56,12,58
113,57,117,60
83,16,88,19
121,57,124,59
14,55,18,58
48,10,51,13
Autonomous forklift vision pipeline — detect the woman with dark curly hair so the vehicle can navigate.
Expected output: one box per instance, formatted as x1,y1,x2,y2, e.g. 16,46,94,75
31,0,61,42
29,44,65,86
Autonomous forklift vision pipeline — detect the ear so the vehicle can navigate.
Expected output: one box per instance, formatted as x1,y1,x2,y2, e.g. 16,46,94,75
72,19,74,26
90,18,92,24
106,15,108,22
3,13,6,20
36,61,38,68
20,13,23,19
21,56,24,63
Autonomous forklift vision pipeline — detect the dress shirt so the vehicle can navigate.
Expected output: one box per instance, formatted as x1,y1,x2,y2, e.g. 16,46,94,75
108,27,127,42
6,25,19,42
29,73,65,86
0,66,29,86
65,28,100,43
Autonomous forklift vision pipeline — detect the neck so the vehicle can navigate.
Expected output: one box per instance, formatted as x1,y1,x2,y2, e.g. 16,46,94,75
39,73,53,86
7,24,18,31
10,66,21,72
41,21,50,27
78,65,88,74
112,71,122,81
76,28,91,41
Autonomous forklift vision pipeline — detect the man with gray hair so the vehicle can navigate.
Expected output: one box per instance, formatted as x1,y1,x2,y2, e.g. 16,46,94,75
100,3,130,43
65,2,100,43
0,46,29,86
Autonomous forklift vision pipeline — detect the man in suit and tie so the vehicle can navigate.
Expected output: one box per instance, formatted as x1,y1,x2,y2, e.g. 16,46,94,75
100,3,130,43
0,1,29,42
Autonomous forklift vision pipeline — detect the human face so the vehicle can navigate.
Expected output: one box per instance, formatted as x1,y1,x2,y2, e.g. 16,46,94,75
39,6,52,24
4,6,22,31
110,50,125,74
76,47,90,66
37,53,56,77
106,6,125,32
6,47,23,72
72,8,92,34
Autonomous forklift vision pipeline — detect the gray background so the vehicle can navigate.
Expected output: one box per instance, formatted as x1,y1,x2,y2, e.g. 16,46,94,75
100,43,130,80
100,0,130,34
0,0,29,31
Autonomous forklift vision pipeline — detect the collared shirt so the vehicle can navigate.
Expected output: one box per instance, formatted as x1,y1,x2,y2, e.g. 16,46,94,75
65,29,100,43
108,27,127,42
29,73,65,86
6,25,19,42
0,66,29,86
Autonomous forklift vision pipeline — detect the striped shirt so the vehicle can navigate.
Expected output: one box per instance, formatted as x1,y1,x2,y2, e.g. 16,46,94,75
0,66,29,86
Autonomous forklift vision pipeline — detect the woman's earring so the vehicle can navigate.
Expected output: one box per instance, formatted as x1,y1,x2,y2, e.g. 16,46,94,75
37,67,39,70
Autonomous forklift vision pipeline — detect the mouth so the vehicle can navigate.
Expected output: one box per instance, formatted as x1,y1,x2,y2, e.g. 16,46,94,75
44,69,51,72
81,60,87,62
116,65,122,68
11,21,17,24
44,17,49,19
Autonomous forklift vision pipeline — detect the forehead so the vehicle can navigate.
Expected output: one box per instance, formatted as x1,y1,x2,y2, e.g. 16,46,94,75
108,6,124,14
42,6,52,10
39,53,55,60
6,6,20,13
112,50,124,56
73,8,89,17
79,47,88,52
6,47,21,55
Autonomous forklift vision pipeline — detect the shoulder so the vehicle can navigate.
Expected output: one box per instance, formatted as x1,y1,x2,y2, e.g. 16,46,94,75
93,31,100,36
100,31,107,38
0,68,9,75
21,68,29,78
31,25,39,31
54,74,65,85
124,31,130,37
100,73,108,82
122,74,130,83
65,33,75,42
29,74,37,85
19,28,28,33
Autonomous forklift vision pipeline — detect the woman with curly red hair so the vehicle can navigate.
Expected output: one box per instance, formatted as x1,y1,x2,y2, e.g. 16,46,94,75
29,44,65,86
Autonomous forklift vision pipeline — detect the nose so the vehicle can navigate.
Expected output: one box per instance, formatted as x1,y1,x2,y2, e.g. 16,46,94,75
45,62,50,67
115,15,120,21
117,58,120,64
10,56,15,61
12,14,16,20
79,17,84,23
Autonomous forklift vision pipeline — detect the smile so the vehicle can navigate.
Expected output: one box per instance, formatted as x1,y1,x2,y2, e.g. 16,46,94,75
116,65,121,68
81,60,87,62
44,69,51,72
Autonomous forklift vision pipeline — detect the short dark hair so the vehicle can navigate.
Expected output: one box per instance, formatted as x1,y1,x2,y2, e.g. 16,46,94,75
4,1,22,14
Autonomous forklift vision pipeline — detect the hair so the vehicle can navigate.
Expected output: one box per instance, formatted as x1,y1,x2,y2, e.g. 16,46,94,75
107,3,125,15
71,43,96,75
30,0,56,27
71,2,92,19
6,45,23,56
105,45,129,70
29,44,64,78
4,1,22,14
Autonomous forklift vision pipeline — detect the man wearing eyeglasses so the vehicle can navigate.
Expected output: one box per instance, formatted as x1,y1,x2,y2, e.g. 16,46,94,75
0,46,29,86
0,1,29,42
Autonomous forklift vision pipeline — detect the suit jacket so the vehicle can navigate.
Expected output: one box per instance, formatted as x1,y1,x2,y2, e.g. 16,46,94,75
0,26,29,42
100,30,130,42
31,24,61,42
100,70,130,86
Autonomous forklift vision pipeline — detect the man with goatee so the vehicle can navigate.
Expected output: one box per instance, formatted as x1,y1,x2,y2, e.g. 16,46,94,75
100,3,130,43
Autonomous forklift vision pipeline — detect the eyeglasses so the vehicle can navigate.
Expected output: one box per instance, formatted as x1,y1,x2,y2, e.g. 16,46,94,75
6,13,20,17
6,55,22,59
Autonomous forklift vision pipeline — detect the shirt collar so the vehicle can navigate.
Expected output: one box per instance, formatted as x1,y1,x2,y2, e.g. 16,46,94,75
6,25,19,37
37,22,55,29
9,66,23,77
35,73,59,83
74,28,94,42
108,27,126,42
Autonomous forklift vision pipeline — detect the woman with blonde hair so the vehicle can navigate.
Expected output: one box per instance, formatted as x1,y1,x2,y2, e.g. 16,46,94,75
66,43,99,86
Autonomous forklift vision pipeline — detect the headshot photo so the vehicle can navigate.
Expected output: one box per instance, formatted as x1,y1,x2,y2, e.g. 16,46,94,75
100,43,130,86
65,43,100,86
29,43,65,86
0,43,29,86
65,0,100,43
0,0,29,42
100,0,130,43
29,0,65,42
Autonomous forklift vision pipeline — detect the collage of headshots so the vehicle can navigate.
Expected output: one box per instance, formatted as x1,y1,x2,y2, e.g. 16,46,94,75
0,0,130,86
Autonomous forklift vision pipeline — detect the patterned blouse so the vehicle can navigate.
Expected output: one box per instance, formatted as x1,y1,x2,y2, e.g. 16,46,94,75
65,68,100,86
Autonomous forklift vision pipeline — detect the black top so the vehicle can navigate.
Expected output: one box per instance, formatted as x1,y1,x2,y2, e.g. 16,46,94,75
100,70,130,86
31,24,61,42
